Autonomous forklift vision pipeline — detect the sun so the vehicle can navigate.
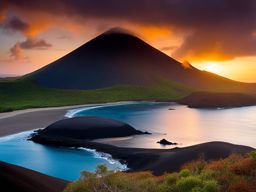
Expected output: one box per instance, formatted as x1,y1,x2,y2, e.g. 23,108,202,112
204,62,222,74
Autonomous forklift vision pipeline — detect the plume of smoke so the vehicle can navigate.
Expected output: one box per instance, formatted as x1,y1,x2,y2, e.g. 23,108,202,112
181,60,192,69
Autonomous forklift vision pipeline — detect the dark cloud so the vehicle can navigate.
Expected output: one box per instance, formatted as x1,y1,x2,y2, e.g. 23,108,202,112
1,16,29,33
0,7,52,60
0,2,6,22
3,0,256,60
20,38,52,49
10,38,52,60
10,43,22,60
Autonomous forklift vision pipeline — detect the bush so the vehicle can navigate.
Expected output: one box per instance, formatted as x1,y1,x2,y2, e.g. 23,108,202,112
179,169,191,178
250,151,256,160
176,176,203,192
230,157,256,175
65,152,256,192
199,170,215,180
227,178,251,192
203,180,219,192
183,160,207,174
166,173,178,185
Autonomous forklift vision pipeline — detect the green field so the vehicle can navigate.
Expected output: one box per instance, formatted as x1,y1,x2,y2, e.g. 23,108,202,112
0,79,193,112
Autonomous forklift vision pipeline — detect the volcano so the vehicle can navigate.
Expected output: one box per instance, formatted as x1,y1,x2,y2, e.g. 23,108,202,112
25,28,256,92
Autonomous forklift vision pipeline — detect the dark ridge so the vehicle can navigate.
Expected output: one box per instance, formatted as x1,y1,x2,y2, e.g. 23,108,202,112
24,28,256,92
0,161,68,192
31,116,149,142
179,92,256,108
29,137,254,175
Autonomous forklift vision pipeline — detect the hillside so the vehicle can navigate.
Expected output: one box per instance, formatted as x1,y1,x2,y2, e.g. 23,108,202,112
65,151,256,192
0,161,68,192
25,28,256,93
0,79,191,112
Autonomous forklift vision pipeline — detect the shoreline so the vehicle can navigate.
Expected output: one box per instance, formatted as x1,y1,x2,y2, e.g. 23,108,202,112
0,101,144,137
0,130,128,177
30,137,255,175
0,101,140,120
1,101,255,176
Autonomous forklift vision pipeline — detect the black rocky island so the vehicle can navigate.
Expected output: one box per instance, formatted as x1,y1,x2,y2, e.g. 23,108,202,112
157,139,178,145
31,116,149,144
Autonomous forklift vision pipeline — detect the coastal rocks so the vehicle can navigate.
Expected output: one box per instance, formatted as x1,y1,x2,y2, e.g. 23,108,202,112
157,139,177,145
31,116,150,144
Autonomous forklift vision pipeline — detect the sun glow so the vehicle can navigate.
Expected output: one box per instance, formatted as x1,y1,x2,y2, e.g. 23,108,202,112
204,62,222,74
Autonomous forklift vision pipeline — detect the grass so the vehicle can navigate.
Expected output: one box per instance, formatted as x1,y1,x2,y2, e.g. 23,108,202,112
64,151,256,192
0,79,193,112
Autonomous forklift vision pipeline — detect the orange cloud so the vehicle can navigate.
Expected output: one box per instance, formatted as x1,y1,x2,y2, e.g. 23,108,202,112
2,0,256,63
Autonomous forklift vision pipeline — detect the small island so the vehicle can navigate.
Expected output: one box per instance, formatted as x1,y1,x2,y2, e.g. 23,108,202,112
31,116,149,144
157,139,177,145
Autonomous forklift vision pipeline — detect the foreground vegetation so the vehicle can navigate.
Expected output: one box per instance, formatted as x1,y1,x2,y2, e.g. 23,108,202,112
0,79,192,112
65,151,256,192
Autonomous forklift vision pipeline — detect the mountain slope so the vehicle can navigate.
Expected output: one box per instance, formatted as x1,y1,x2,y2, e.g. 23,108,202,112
25,28,256,92
0,161,68,192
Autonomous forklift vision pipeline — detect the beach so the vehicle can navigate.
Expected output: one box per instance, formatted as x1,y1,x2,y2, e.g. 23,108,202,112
0,102,134,137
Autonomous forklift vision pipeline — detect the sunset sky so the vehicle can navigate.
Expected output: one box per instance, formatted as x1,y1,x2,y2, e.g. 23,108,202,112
0,0,255,82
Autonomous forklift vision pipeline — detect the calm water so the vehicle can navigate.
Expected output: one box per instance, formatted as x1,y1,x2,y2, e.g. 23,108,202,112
0,131,126,181
71,102,256,149
1,102,256,181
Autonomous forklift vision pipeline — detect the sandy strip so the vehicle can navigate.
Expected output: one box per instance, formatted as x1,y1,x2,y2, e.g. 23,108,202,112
0,101,135,137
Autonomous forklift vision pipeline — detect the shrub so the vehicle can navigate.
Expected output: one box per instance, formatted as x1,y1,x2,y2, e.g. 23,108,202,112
207,160,225,171
65,153,256,192
230,157,256,175
227,178,251,192
199,170,215,180
165,173,178,185
183,160,207,174
96,164,110,176
179,169,191,178
203,180,219,192
176,176,203,192
156,182,176,192
250,151,256,160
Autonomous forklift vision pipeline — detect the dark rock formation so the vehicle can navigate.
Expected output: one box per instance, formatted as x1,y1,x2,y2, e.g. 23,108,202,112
157,139,177,145
31,116,149,143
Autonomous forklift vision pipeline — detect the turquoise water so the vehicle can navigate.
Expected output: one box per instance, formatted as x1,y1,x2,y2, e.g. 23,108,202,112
1,101,256,181
0,131,126,181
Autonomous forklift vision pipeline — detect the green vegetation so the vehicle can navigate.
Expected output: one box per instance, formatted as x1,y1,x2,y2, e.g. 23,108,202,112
0,79,192,112
64,151,256,192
